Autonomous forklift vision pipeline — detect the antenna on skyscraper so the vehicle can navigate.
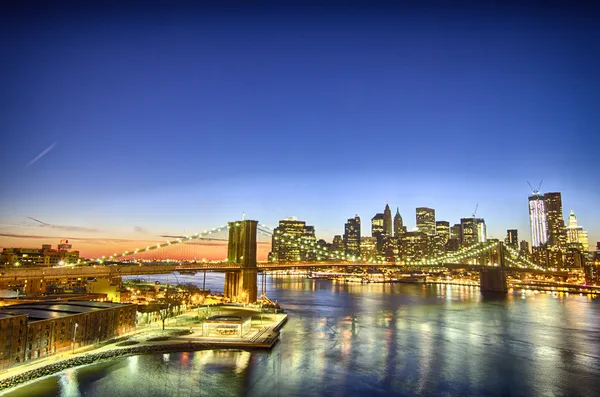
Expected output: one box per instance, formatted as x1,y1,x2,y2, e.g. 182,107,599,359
242,212,246,220
527,180,543,194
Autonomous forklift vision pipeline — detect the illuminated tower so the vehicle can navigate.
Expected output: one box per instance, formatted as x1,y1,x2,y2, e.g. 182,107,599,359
416,207,436,236
344,215,361,258
544,192,566,248
567,210,589,252
528,193,547,247
383,204,393,236
371,213,385,253
393,208,405,237
505,229,518,248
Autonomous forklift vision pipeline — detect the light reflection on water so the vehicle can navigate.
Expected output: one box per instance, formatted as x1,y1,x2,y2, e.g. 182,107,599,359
2,275,600,397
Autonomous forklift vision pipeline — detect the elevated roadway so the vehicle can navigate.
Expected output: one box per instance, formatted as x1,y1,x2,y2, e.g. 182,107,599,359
1,261,570,282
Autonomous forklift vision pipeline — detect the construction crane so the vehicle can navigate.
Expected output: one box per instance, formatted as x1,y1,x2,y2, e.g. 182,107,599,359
472,203,479,219
527,180,543,194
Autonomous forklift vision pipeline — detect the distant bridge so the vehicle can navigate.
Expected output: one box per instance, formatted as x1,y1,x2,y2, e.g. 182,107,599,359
1,219,560,301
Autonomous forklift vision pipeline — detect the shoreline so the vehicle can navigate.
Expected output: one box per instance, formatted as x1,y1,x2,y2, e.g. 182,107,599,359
0,342,272,393
0,312,288,393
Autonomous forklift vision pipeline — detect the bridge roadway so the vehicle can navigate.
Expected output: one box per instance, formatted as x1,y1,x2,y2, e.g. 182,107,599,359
0,261,569,282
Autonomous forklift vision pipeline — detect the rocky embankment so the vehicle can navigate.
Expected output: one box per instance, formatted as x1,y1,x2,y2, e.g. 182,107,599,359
0,342,212,392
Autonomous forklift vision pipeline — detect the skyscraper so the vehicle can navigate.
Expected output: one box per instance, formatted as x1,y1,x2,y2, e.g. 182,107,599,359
400,232,428,262
331,235,344,254
416,207,435,236
451,223,463,245
434,221,450,255
505,229,518,248
371,213,385,252
460,218,486,246
269,218,316,262
344,215,361,258
359,237,378,260
528,193,547,247
566,210,589,252
435,221,450,243
393,208,405,237
383,203,393,237
544,192,566,248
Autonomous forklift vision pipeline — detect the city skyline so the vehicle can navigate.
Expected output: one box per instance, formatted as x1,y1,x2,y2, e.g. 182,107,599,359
0,189,594,261
1,3,599,260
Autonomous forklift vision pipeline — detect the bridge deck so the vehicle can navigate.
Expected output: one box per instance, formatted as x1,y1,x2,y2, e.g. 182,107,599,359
0,262,568,281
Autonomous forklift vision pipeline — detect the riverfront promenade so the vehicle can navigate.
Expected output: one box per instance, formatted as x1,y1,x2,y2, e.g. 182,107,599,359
0,307,287,392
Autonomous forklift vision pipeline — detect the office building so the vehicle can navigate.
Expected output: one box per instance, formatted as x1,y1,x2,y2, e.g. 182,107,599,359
331,235,344,254
544,192,567,248
451,224,463,245
382,235,398,262
519,240,531,258
393,208,405,237
383,204,393,237
359,237,378,261
566,210,589,252
416,207,436,236
269,218,316,262
565,247,586,269
529,193,547,247
371,213,385,252
436,221,450,243
400,232,429,262
461,218,486,246
344,215,361,258
505,229,518,249
434,221,450,256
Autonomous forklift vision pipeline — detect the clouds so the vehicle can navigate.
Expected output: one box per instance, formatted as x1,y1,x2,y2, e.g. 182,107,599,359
134,226,149,234
27,217,100,233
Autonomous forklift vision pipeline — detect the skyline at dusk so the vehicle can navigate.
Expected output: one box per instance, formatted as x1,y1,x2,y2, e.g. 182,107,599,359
1,2,599,260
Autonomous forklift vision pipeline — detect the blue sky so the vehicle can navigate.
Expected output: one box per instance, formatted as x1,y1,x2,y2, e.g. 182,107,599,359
1,2,599,257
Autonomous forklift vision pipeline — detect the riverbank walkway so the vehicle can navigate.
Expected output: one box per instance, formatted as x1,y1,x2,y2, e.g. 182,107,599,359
0,306,287,391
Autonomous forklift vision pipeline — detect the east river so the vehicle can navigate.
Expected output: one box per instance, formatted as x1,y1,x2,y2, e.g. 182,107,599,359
3,274,600,397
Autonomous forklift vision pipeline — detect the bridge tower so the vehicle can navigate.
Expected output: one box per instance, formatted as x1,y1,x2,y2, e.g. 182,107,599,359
479,241,508,293
224,220,258,303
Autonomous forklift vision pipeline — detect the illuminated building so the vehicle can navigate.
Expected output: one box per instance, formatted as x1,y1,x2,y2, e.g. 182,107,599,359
371,213,385,252
383,204,393,237
564,247,585,268
544,192,567,248
400,232,428,262
436,221,450,242
505,229,518,249
382,235,398,261
416,207,436,236
566,210,589,252
1,242,80,267
451,224,462,245
344,215,361,257
331,235,344,254
359,237,378,261
303,226,317,261
317,239,330,253
528,193,547,247
460,218,486,246
393,208,405,237
0,301,135,366
434,221,450,256
519,240,531,258
269,218,316,262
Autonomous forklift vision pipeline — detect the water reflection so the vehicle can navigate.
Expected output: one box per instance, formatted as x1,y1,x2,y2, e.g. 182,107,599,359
2,277,599,397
